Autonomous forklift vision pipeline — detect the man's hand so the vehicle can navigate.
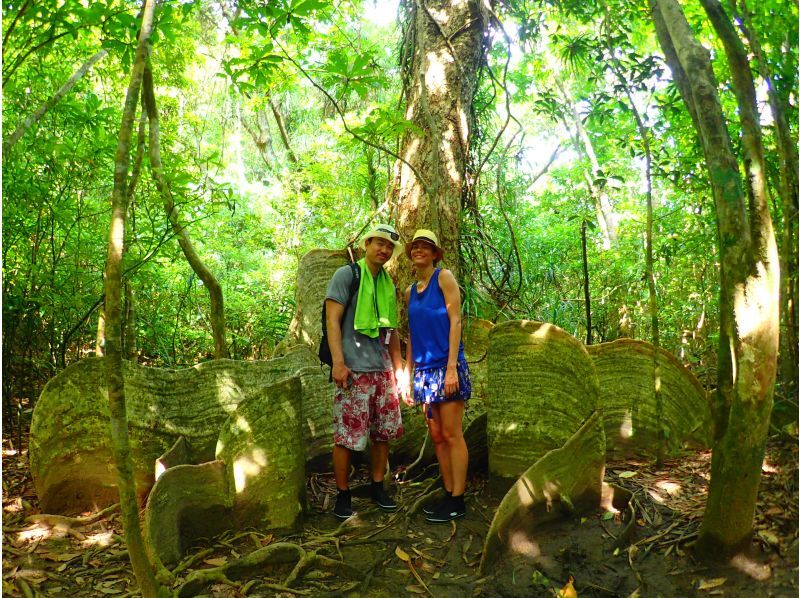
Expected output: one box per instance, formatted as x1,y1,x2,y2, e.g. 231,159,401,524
333,361,352,388
395,367,413,406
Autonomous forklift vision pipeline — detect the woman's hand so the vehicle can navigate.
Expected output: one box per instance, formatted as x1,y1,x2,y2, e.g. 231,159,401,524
444,364,459,397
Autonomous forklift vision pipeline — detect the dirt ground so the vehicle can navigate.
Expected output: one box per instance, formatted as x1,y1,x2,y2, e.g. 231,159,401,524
3,432,798,597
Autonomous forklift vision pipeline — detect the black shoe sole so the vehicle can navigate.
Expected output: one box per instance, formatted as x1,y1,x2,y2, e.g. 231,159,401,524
425,511,466,524
373,502,398,512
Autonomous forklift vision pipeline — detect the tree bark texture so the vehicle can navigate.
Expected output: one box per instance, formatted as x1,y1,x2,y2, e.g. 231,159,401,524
734,0,799,391
650,0,780,558
3,48,108,155
390,0,489,285
102,0,163,594
141,63,230,359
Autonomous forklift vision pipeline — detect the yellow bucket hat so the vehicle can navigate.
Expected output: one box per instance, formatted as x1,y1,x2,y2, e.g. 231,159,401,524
405,229,444,261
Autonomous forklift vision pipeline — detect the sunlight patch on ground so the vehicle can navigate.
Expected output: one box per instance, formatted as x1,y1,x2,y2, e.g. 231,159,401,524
509,530,541,558
731,553,772,581
16,524,53,543
762,459,780,474
655,480,681,496
5,497,24,513
3,447,19,456
82,530,115,547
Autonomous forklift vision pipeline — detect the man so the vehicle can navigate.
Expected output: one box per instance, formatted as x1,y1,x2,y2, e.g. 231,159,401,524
325,224,406,519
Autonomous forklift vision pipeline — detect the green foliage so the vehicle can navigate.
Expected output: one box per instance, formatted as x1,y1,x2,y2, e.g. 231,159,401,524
2,0,797,418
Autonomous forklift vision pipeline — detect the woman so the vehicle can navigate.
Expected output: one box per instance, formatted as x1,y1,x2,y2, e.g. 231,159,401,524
403,229,472,523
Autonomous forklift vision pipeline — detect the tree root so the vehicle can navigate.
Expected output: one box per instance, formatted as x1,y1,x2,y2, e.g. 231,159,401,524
175,541,365,597
25,503,120,528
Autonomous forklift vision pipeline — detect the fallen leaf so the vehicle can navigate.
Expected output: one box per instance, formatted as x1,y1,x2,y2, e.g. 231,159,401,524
41,552,80,562
405,585,427,594
203,557,227,567
758,530,780,545
602,511,615,520
696,577,726,591
15,569,47,585
618,471,638,479
395,546,410,562
420,561,437,574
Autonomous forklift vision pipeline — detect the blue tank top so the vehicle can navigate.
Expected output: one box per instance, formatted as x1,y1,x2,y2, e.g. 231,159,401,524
408,269,465,370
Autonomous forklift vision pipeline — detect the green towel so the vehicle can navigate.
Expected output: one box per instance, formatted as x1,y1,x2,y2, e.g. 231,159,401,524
353,258,397,338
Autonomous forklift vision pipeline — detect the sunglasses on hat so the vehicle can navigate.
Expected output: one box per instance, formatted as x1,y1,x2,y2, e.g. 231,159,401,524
377,226,400,241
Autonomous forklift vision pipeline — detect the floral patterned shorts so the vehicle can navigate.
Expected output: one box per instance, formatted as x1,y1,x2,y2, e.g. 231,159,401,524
333,370,404,451
413,358,472,418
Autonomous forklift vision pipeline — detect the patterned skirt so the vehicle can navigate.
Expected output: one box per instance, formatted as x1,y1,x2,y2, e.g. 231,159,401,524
413,357,472,417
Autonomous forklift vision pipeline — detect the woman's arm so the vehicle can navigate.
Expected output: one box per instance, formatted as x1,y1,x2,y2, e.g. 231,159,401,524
401,285,414,406
438,269,462,396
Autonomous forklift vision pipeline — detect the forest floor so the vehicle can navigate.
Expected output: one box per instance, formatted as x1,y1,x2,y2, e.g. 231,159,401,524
2,430,798,597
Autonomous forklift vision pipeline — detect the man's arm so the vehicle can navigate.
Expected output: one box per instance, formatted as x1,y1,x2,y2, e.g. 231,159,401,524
326,299,351,388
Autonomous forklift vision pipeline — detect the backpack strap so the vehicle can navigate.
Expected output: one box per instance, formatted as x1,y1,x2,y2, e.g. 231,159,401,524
344,262,361,311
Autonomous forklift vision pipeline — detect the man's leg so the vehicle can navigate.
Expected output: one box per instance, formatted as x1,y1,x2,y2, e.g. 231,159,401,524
369,440,389,482
333,444,352,490
367,371,401,511
331,375,369,519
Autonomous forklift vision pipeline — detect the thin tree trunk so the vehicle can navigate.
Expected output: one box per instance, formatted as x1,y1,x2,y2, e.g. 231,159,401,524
3,49,108,154
581,219,593,345
650,0,780,558
390,0,489,286
553,75,617,248
141,63,230,359
97,104,147,357
123,282,137,362
95,307,106,356
268,96,297,163
734,0,799,392
102,0,163,594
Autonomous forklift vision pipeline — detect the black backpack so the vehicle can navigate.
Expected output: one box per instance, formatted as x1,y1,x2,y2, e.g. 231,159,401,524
319,262,361,376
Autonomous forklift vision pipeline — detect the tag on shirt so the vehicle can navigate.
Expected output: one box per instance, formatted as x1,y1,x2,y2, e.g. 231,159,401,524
384,330,391,345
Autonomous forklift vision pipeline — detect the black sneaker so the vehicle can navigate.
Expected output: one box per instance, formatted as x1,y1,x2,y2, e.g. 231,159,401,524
425,495,466,523
423,491,452,515
370,481,398,512
333,490,353,520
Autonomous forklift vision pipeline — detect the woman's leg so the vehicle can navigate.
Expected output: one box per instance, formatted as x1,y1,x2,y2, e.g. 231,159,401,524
437,401,467,496
426,407,453,493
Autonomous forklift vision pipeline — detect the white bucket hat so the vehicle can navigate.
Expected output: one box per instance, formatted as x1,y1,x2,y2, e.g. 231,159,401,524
362,223,402,257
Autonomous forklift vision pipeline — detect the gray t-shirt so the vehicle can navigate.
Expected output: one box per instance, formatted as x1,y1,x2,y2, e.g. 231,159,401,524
325,265,393,372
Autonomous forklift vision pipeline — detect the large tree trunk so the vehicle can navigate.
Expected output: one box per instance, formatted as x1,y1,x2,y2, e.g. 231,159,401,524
141,63,230,359
733,0,799,394
102,0,164,594
390,0,489,284
649,0,780,558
